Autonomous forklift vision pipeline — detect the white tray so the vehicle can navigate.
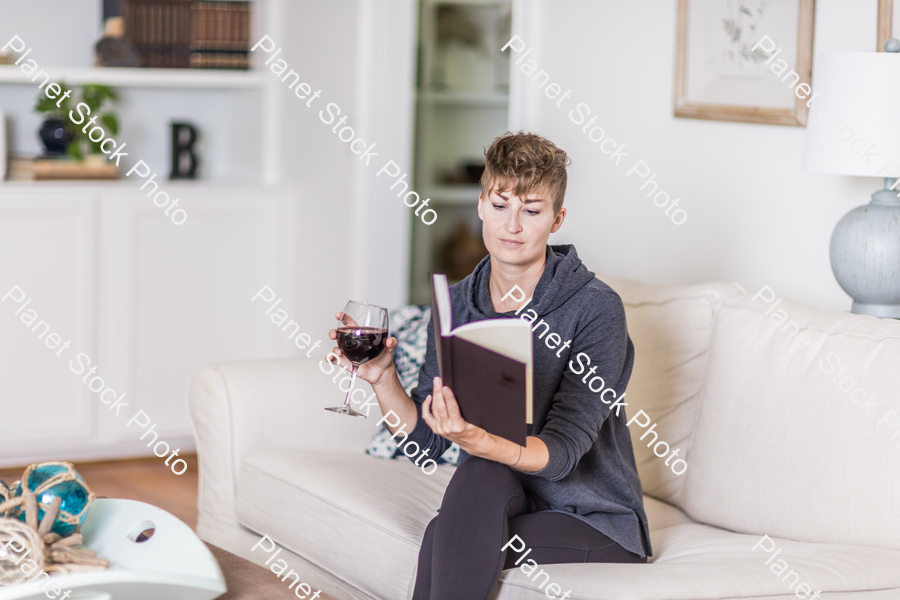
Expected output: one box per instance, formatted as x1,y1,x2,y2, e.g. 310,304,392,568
0,498,226,600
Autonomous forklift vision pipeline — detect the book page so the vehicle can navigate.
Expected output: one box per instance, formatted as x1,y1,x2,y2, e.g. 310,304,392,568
453,319,530,362
432,274,452,336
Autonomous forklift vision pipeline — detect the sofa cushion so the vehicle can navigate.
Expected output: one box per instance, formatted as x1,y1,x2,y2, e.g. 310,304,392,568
494,522,900,600
236,450,454,600
599,274,745,508
682,293,900,550
235,451,900,600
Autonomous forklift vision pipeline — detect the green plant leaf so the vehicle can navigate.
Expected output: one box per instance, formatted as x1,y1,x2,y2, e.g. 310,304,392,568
83,84,119,110
56,84,74,115
34,82,70,115
100,113,119,135
34,95,57,114
66,141,82,160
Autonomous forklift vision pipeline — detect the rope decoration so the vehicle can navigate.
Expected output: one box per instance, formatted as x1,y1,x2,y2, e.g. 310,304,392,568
0,462,95,529
0,462,109,587
0,518,44,585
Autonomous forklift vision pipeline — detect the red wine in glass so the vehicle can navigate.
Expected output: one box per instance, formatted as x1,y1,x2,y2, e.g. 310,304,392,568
336,327,388,363
325,301,389,418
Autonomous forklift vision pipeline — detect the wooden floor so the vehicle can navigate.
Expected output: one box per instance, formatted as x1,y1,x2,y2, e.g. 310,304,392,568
0,455,200,529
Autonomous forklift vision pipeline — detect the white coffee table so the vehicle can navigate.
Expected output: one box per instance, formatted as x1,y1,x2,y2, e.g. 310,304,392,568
0,498,226,600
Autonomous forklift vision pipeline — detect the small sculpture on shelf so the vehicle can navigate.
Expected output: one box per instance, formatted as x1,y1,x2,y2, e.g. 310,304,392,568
170,122,200,180
442,160,485,186
438,220,488,282
95,16,143,68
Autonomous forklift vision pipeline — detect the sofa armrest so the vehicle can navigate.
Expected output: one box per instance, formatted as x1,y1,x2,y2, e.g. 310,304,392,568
187,357,378,540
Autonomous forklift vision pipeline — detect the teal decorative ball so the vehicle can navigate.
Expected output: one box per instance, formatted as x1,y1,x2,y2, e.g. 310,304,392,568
17,465,90,536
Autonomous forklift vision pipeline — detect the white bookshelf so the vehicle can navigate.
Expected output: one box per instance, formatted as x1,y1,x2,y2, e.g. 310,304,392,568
0,0,280,185
409,0,513,304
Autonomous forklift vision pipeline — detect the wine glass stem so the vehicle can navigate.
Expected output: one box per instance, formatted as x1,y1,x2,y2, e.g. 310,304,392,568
343,363,360,408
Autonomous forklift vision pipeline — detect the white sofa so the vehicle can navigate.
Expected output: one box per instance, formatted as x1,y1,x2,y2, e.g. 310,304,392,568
187,275,900,600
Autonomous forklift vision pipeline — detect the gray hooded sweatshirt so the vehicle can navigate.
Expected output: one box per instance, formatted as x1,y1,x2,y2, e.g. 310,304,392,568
404,244,652,558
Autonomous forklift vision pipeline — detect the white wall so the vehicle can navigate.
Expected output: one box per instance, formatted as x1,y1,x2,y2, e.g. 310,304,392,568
511,0,882,312
271,0,417,343
0,0,100,67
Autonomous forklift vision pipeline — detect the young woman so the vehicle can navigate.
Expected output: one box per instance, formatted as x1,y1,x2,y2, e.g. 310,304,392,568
328,133,650,599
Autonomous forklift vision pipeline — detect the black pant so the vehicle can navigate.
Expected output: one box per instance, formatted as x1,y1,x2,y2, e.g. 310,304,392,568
413,457,645,600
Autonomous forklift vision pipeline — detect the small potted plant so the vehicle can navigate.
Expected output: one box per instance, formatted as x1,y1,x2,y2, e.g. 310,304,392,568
34,83,120,162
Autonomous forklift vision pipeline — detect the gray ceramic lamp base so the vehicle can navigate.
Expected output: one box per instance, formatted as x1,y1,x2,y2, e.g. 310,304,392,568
830,183,900,318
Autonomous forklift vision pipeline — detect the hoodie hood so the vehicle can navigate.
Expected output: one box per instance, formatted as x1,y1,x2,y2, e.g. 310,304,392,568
463,244,597,319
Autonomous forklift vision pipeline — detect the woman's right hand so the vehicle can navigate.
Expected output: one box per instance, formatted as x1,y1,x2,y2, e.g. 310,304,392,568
328,311,398,388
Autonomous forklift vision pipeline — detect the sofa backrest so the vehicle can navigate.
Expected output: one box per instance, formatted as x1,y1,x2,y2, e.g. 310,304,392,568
600,274,745,509
680,293,900,550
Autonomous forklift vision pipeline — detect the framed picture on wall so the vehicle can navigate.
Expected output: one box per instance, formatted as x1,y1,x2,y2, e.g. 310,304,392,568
674,0,816,127
877,0,900,51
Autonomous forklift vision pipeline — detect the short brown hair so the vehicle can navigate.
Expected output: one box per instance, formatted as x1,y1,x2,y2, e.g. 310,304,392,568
480,132,570,214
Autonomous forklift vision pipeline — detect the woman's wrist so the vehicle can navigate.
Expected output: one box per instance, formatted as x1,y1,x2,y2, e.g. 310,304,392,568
469,430,515,465
370,363,400,392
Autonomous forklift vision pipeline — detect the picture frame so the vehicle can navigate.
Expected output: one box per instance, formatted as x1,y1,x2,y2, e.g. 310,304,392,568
877,0,899,51
674,0,816,127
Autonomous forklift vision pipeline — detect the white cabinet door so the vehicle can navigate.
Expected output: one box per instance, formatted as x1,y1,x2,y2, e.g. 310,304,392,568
97,189,292,449
0,194,97,460
0,186,295,467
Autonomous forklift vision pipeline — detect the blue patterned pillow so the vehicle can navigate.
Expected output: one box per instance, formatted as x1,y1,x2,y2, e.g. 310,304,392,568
365,305,460,465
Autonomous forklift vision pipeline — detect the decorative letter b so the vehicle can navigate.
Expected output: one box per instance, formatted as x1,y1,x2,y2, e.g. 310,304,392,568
170,122,199,179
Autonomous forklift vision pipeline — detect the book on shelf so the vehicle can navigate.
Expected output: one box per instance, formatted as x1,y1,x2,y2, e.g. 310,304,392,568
6,155,34,181
19,157,120,181
430,273,533,446
191,2,251,51
122,0,251,70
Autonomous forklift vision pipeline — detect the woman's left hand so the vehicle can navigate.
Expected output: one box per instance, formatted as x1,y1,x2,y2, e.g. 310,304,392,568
422,376,489,453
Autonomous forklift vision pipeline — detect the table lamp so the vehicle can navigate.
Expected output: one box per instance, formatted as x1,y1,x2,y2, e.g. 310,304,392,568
801,40,900,318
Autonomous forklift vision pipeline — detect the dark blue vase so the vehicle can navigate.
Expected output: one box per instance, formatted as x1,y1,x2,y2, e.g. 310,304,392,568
39,117,74,155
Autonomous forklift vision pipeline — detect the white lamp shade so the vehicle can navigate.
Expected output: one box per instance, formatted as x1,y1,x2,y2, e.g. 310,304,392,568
802,52,900,178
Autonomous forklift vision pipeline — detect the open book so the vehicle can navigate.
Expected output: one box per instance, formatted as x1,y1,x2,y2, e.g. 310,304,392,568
430,273,533,446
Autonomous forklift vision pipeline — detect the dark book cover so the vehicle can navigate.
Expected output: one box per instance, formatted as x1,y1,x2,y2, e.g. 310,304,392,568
430,274,531,446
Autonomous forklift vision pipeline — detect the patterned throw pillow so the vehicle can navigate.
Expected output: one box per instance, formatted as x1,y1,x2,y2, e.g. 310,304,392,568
365,305,460,465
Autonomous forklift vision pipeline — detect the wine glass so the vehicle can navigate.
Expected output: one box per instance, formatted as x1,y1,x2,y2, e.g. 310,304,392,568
325,301,389,418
